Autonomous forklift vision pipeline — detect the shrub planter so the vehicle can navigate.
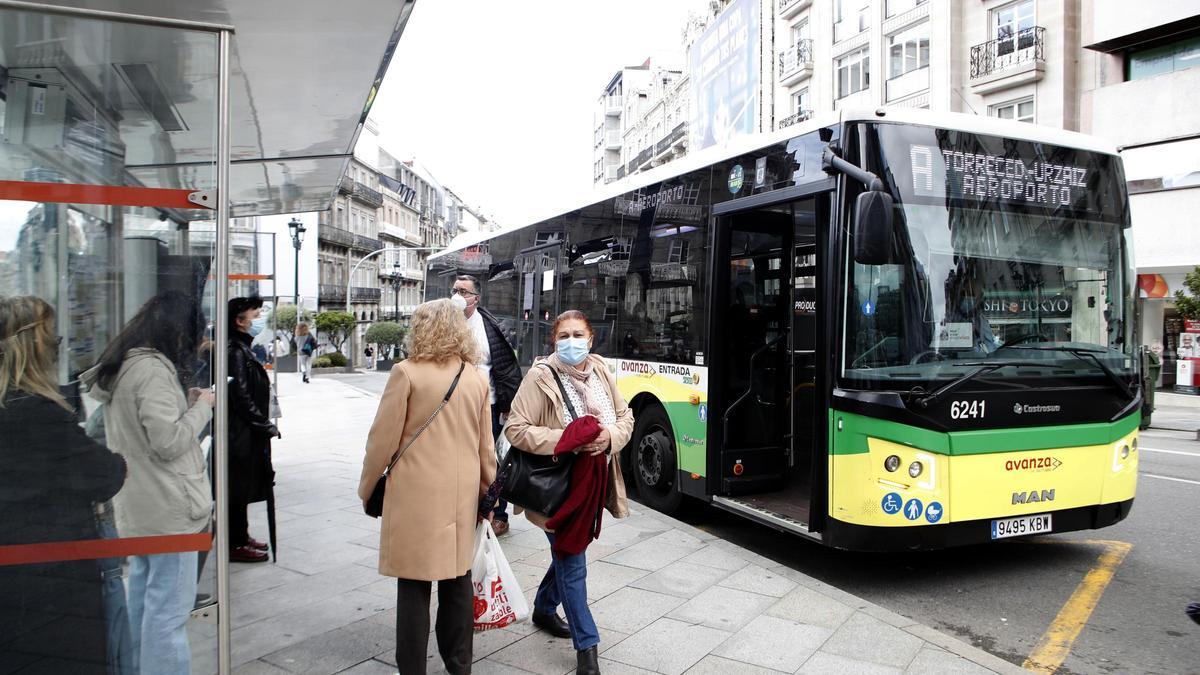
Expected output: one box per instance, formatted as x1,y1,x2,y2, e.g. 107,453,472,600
274,354,298,373
310,367,347,376
375,359,400,371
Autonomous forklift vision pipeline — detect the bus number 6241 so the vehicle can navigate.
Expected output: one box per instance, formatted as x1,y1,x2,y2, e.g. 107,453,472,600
950,400,986,419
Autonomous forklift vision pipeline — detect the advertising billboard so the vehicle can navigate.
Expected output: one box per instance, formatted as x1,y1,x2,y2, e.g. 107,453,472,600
689,0,761,151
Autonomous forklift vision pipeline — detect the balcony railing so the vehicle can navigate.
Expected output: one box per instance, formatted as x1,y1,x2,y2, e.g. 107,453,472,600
778,40,814,80
654,122,688,157
605,130,622,149
778,0,811,20
317,225,382,253
970,27,1045,79
778,109,813,129
318,284,382,304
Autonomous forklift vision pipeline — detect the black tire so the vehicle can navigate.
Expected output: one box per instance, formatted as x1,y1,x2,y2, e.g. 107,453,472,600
629,404,683,515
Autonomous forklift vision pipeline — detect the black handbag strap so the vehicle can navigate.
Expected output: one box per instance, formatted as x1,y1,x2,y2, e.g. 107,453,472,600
538,363,579,422
382,361,466,477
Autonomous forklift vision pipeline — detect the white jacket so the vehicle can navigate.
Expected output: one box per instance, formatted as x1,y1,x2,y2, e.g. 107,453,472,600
84,349,214,537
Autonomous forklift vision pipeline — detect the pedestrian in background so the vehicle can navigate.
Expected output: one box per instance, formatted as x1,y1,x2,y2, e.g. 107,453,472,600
83,291,214,675
0,296,127,673
297,323,317,383
228,296,279,563
358,298,495,675
365,344,374,370
505,310,634,675
451,274,522,536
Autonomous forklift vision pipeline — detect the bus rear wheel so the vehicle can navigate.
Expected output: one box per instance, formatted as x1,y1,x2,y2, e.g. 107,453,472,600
631,405,683,515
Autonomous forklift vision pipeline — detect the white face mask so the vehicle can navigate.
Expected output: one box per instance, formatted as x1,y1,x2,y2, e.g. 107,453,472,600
450,293,468,312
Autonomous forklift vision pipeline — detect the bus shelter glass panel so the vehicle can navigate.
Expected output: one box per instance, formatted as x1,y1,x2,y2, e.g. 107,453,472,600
0,8,221,672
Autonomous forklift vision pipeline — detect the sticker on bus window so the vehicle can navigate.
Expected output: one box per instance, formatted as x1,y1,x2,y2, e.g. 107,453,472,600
939,322,972,348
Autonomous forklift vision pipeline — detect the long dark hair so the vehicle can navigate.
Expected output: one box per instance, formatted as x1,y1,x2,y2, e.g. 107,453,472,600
94,291,205,391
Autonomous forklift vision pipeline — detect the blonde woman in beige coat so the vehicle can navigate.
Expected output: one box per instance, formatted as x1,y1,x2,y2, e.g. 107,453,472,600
505,310,635,675
358,298,496,675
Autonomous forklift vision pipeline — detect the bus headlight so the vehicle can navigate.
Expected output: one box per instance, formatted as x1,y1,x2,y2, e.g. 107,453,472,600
884,455,901,472
908,461,923,478
1120,445,1130,460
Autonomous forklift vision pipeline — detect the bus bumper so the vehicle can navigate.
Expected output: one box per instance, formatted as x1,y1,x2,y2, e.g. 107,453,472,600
822,498,1134,551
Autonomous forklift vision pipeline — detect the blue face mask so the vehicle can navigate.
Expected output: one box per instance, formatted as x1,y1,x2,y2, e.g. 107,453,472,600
248,316,266,337
556,337,590,365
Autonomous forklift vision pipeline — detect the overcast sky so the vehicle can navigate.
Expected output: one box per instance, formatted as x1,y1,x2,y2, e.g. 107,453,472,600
370,0,707,228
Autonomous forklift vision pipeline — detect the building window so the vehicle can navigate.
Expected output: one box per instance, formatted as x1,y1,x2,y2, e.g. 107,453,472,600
993,0,1035,57
1126,34,1200,81
834,0,869,43
791,18,810,44
888,23,930,79
793,88,810,113
836,48,870,98
990,97,1034,123
886,0,927,17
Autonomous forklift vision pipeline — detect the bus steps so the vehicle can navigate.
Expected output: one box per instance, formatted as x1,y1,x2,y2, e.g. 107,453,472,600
712,496,821,541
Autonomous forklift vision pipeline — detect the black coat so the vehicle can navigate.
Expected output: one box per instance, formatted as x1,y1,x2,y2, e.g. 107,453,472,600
228,333,276,505
478,307,522,413
0,392,126,672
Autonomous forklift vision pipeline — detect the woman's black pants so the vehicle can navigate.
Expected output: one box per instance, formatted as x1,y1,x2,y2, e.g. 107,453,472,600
395,573,473,675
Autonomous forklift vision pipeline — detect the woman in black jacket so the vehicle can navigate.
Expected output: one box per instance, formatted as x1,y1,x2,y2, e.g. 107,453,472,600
0,296,127,672
227,297,280,563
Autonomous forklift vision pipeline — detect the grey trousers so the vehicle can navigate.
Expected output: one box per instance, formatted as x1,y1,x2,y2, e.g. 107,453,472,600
395,573,473,675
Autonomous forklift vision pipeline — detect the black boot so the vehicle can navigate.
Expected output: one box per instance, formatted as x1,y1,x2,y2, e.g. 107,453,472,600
576,646,600,675
532,611,571,638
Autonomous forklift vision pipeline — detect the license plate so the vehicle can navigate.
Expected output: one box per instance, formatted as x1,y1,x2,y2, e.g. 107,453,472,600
990,513,1052,539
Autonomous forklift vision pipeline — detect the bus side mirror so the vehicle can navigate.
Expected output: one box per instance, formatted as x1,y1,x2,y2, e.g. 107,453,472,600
853,190,894,266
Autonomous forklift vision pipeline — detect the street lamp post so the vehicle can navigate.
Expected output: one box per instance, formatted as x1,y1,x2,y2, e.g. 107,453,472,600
344,245,442,372
287,216,306,311
392,260,401,324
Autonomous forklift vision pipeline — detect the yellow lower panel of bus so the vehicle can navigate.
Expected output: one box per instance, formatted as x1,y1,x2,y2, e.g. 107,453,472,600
829,431,1139,527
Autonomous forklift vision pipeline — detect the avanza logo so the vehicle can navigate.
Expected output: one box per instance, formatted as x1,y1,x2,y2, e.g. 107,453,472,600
1005,457,1062,472
1012,489,1055,505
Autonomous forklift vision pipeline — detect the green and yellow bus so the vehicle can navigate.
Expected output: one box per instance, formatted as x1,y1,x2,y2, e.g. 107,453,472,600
426,108,1140,550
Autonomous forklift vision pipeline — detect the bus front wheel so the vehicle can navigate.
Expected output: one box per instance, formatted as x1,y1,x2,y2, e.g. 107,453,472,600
630,405,683,514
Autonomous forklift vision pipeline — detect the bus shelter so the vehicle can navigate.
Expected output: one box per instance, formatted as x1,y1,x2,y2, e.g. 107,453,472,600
0,1,414,671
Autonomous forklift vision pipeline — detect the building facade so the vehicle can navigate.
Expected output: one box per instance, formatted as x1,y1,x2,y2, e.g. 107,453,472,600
593,64,655,185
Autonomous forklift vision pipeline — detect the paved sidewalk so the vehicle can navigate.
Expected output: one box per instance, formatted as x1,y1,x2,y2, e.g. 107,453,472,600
212,371,1023,675
1150,391,1200,434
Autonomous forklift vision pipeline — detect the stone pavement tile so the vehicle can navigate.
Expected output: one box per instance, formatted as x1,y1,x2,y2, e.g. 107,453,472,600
283,496,365,517
233,660,294,674
589,586,686,633
471,659,539,674
818,612,924,670
334,658,396,674
796,652,903,675
230,563,308,598
666,585,777,633
596,659,658,674
508,560,549,596
629,560,732,599
900,624,1026,675
233,562,382,628
471,628,529,661
647,528,708,550
591,520,666,549
261,618,394,675
231,590,391,666
275,509,379,537
495,542,541,564
488,627,627,675
680,544,752,573
602,617,731,675
718,564,798,599
766,585,855,631
684,654,789,675
602,536,699,572
904,647,997,675
282,524,380,553
504,526,553,552
712,615,832,673
356,577,401,604
272,543,378,576
581,542,622,562
585,560,652,603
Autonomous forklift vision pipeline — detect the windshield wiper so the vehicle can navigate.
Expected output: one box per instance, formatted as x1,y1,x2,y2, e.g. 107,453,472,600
912,361,1029,409
1001,345,1136,400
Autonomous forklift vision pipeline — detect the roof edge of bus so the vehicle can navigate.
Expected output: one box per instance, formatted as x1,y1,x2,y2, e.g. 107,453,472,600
839,107,1120,156
429,109,1119,262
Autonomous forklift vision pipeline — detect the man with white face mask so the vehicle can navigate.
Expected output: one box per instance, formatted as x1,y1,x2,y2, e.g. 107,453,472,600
451,275,522,535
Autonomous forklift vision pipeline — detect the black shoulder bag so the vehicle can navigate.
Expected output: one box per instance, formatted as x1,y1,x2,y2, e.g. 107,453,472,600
364,362,465,518
498,364,578,516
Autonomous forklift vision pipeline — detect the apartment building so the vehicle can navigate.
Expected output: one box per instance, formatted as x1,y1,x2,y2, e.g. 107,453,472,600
1080,3,1200,386
593,64,656,184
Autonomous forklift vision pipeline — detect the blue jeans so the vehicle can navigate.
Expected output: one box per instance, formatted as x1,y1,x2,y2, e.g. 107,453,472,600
96,511,134,675
492,407,508,522
127,552,198,675
534,532,599,651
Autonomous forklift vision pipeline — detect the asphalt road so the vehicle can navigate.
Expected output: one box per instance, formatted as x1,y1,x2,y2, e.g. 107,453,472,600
330,372,1198,673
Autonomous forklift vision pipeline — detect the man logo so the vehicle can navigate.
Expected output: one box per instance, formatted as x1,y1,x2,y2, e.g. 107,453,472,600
1013,403,1023,414
1012,489,1055,505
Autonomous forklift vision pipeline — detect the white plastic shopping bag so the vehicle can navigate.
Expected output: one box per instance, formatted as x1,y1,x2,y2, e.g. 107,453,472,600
471,521,529,631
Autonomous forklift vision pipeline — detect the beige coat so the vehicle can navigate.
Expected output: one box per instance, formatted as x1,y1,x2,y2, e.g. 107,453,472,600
504,355,635,531
357,359,496,581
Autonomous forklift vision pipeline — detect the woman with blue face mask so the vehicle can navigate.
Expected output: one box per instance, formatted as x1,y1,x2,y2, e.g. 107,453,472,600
504,310,635,675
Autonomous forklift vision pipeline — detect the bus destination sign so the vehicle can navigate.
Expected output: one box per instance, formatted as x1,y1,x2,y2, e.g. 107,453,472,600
908,145,1089,207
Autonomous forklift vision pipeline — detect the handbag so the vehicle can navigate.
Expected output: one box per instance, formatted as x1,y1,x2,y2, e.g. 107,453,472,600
364,362,465,518
498,364,578,516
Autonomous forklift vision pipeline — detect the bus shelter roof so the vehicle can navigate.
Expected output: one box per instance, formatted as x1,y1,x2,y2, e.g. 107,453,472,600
3,0,416,218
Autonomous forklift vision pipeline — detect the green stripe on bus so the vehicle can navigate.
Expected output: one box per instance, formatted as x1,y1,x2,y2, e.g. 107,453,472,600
832,410,1140,456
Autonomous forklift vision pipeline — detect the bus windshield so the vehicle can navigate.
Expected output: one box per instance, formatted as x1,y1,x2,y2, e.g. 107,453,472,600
842,123,1136,390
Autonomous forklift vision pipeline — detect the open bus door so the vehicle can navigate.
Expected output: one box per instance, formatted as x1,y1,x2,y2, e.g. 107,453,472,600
708,189,831,538
514,240,564,369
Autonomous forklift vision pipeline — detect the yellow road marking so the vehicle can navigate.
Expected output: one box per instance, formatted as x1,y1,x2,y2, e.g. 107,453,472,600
1023,540,1132,673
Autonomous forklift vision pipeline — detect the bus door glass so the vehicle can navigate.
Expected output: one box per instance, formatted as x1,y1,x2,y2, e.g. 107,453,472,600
791,197,819,490
515,240,563,366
